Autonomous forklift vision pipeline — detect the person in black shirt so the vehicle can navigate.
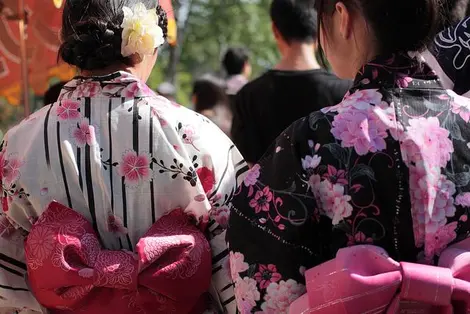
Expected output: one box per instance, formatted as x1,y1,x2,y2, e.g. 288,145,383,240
231,0,351,166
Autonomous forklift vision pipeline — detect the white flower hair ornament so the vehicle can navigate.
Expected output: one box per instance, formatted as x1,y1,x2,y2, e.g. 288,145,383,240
121,2,165,58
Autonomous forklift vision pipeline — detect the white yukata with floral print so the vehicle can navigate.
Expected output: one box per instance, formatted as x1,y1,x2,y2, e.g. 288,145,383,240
0,71,247,313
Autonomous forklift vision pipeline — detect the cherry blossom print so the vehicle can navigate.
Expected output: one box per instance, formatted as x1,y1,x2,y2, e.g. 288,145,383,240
71,119,96,147
254,264,282,289
230,251,249,281
181,124,198,144
249,186,273,213
122,81,154,98
331,106,388,155
396,75,413,88
56,100,81,121
322,165,348,185
347,232,374,246
107,214,128,236
338,89,384,112
234,277,260,312
196,166,215,193
451,99,470,123
301,155,321,171
408,165,456,247
244,164,260,187
455,193,470,207
1,154,24,186
72,81,101,97
425,221,458,258
310,174,353,225
260,279,305,314
401,117,453,168
211,206,230,228
118,150,152,187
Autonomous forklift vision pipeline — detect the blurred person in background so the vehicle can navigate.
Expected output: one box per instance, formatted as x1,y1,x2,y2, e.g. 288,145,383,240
43,81,67,107
192,74,232,136
222,47,251,103
231,0,351,167
422,0,470,96
156,81,176,101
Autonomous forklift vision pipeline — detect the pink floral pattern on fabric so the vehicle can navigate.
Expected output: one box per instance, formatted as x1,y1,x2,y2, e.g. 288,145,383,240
244,164,260,187
121,81,155,98
234,277,260,313
71,118,96,147
56,100,81,121
331,104,389,155
254,264,282,289
260,279,306,314
310,174,353,225
401,117,454,169
118,150,152,187
72,81,101,98
227,53,470,313
249,186,273,213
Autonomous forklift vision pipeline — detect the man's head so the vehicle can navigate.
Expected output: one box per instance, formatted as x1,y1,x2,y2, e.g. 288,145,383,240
270,0,318,51
222,47,251,78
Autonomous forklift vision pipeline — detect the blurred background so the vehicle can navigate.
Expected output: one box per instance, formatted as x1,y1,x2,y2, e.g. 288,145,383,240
0,0,278,132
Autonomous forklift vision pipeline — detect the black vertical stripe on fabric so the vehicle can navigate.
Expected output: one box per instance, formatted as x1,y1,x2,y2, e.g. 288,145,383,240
43,106,53,168
108,99,115,213
77,148,83,191
212,249,229,264
0,284,29,292
222,296,236,306
0,262,23,277
132,99,139,152
0,253,26,270
57,122,72,208
84,98,97,232
121,177,132,249
149,106,156,223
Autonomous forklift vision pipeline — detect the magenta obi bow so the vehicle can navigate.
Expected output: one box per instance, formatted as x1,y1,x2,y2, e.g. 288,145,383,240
289,244,470,314
24,201,212,314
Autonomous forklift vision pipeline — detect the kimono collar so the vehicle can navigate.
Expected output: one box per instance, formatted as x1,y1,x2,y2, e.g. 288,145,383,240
59,71,155,100
351,52,441,91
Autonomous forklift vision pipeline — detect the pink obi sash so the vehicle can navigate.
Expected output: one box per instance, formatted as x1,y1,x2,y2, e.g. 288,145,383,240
289,244,470,314
24,202,212,314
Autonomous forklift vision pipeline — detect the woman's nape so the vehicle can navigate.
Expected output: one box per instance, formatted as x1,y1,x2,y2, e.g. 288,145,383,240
58,0,168,82
315,0,440,79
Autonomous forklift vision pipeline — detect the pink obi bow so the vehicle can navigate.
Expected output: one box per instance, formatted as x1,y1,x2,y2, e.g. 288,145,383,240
289,245,470,314
24,202,212,314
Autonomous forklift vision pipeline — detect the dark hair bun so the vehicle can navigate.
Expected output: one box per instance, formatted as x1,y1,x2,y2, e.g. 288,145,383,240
60,18,124,71
59,0,168,71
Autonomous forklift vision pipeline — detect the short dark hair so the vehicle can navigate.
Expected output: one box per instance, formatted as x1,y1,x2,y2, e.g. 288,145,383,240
44,82,66,106
192,74,228,113
316,0,440,67
59,0,168,71
222,47,249,76
270,0,318,43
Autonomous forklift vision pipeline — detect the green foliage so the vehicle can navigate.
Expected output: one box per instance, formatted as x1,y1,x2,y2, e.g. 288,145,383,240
148,0,279,106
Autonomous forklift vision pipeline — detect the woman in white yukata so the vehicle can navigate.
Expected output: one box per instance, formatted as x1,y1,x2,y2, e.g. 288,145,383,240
0,1,246,313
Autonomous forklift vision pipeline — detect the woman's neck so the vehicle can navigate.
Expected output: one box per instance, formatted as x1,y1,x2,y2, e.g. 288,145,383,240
275,42,321,71
80,63,136,78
